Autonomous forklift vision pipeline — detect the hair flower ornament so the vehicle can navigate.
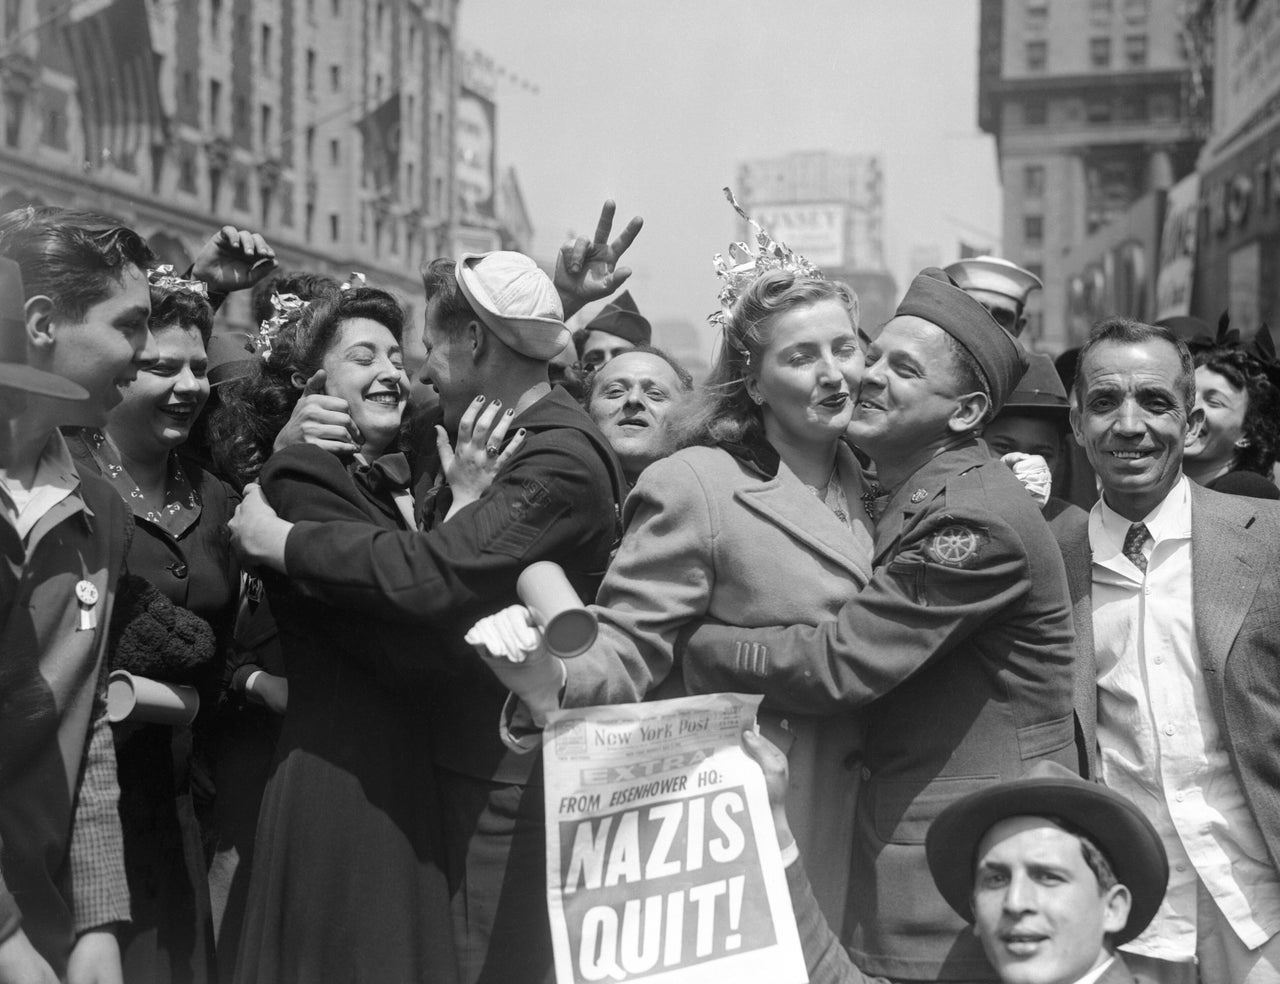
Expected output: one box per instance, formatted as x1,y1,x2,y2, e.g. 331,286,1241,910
341,271,367,291
248,289,308,362
709,187,824,356
147,265,210,298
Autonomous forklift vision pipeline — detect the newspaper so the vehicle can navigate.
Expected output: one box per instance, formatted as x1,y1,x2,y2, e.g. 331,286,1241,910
542,693,807,984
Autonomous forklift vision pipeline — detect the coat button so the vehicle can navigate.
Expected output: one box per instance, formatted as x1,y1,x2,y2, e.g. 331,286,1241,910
167,562,188,580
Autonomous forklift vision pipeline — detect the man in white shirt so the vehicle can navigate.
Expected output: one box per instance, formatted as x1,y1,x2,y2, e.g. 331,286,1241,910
1059,317,1280,983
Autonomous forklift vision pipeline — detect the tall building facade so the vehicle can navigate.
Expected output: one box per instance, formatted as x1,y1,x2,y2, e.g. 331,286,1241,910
977,0,1204,349
0,0,460,329
736,150,896,332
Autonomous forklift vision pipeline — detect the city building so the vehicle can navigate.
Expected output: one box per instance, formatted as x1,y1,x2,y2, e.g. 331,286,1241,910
977,0,1205,349
736,150,897,332
0,0,461,334
1187,0,1280,334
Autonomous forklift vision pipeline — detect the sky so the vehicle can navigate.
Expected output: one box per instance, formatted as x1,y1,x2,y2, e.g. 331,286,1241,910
459,0,1003,362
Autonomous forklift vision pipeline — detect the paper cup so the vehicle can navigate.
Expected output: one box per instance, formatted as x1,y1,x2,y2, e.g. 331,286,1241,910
516,561,598,658
107,670,201,726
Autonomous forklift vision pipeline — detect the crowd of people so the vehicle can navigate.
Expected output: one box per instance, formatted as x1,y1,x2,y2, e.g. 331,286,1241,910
1,193,1279,984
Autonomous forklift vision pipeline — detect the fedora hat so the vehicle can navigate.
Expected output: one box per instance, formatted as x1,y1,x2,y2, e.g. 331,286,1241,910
925,761,1168,945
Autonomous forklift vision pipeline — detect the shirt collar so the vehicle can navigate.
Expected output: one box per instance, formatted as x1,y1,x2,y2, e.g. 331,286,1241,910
1095,473,1192,546
1074,954,1117,984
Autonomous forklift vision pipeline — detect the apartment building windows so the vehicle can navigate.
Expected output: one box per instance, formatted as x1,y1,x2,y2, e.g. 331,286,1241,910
1023,215,1044,247
1025,39,1047,71
1090,37,1111,68
1124,34,1148,67
1024,164,1046,197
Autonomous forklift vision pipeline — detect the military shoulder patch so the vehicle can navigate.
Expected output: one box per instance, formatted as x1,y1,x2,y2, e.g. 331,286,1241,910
926,524,984,567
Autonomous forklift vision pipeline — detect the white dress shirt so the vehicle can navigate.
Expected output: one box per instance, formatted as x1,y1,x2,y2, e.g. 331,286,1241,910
0,430,80,541
1091,476,1280,960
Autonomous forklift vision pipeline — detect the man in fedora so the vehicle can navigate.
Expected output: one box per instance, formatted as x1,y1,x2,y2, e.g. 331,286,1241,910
229,247,630,983
745,726,1167,984
945,255,1043,338
0,208,158,983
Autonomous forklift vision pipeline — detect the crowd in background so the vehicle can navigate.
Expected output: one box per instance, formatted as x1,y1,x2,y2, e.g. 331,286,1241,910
2,197,1280,984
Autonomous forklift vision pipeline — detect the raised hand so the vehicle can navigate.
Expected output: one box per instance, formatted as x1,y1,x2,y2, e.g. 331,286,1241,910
435,395,526,520
191,225,278,295
272,370,362,455
554,200,644,319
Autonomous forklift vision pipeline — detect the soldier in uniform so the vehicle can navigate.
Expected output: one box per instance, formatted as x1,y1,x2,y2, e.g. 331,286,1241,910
673,268,1079,982
228,249,629,984
577,289,651,369
945,255,1042,338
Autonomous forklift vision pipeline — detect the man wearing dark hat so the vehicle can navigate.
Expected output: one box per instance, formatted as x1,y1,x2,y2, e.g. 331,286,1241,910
578,289,651,369
678,268,1079,982
0,209,158,983
228,248,630,983
745,723,1167,984
1058,318,1280,984
982,352,1087,538
945,255,1043,338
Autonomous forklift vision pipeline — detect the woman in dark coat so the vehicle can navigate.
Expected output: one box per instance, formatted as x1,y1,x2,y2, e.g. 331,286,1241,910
211,284,515,984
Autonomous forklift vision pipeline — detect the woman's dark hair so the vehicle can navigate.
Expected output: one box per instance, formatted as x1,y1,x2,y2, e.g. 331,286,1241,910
209,286,405,486
1194,345,1280,476
149,286,215,346
250,269,343,325
671,269,860,449
0,206,155,321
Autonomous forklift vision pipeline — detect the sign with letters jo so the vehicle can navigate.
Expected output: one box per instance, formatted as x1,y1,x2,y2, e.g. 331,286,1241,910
542,694,805,984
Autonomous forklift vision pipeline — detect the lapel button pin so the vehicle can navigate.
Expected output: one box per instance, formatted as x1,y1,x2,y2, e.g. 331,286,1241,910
910,489,927,503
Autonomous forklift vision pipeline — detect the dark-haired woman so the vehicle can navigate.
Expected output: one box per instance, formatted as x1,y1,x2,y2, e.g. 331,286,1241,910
1184,345,1280,500
67,281,240,984
212,285,513,984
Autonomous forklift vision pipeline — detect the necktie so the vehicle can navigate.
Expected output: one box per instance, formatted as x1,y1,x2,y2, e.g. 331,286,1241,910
1123,522,1150,574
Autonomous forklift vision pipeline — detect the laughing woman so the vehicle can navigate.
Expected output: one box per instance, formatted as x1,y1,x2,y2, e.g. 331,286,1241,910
211,285,518,984
67,277,238,984
473,267,874,928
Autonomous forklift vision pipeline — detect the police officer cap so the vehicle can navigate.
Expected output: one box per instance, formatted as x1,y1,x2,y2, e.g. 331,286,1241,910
999,352,1068,421
896,268,1029,413
943,255,1043,307
456,251,570,361
585,290,650,347
926,760,1168,945
0,255,89,401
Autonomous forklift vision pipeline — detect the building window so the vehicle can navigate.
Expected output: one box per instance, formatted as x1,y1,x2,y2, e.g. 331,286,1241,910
305,201,315,239
178,146,197,193
1023,215,1044,246
1122,0,1148,21
261,23,272,74
1086,98,1112,123
1024,164,1045,197
210,0,223,35
1124,34,1148,67
1024,97,1047,126
234,172,250,212
260,104,272,151
331,0,340,16
40,88,68,149
376,0,385,37
2,91,20,148
330,64,341,92
306,49,316,96
305,126,315,164
330,213,340,241
1090,37,1111,68
1025,0,1048,27
1089,0,1112,20
233,94,248,136
1025,39,1047,71
181,70,196,107
329,138,339,165
1117,94,1146,121
209,79,222,129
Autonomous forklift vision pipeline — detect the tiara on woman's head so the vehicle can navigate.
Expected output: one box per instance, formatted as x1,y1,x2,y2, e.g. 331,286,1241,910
709,187,824,339
246,271,369,363
147,265,209,298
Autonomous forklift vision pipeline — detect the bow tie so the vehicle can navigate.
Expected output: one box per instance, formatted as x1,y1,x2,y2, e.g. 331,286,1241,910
358,452,413,496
